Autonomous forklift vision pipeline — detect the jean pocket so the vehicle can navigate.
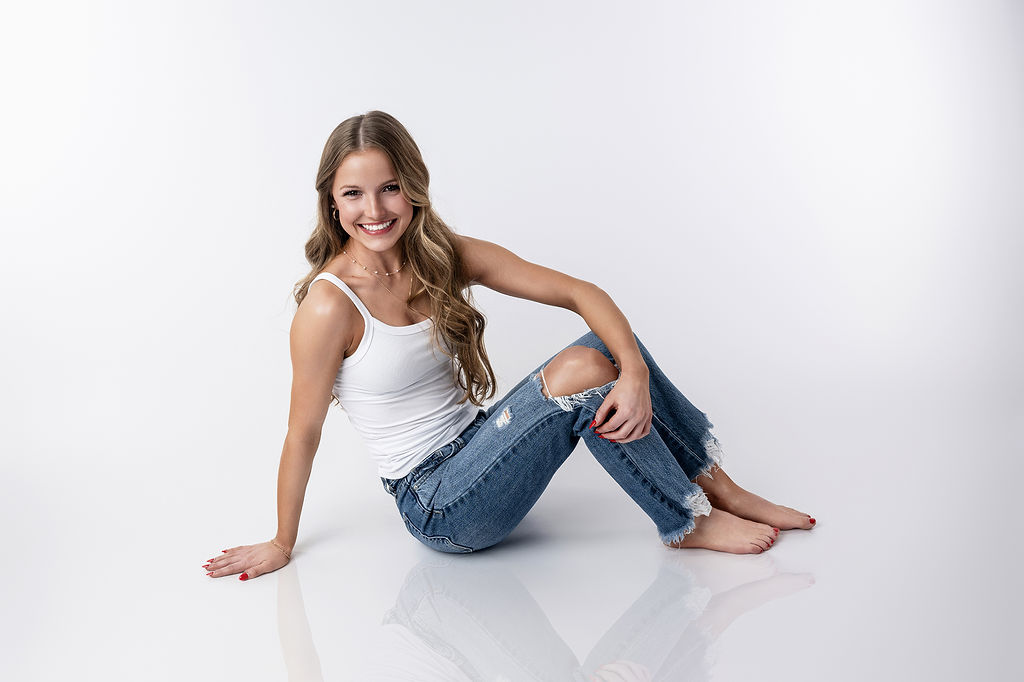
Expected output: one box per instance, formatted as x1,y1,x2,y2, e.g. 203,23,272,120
408,443,459,508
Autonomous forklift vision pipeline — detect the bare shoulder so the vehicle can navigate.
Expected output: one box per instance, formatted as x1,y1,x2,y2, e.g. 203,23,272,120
291,277,361,359
286,278,363,435
455,234,518,285
454,233,484,282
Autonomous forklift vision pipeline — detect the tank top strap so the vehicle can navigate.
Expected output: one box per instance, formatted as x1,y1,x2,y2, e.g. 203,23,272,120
310,272,375,366
310,272,373,325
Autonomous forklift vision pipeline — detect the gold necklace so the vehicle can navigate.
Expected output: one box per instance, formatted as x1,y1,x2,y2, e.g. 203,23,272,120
376,273,430,321
341,248,406,277
342,249,426,320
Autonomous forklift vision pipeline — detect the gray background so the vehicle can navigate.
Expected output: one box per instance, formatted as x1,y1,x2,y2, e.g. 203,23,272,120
2,1,1021,680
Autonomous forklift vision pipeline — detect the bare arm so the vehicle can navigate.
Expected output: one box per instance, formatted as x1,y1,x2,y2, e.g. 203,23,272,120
274,284,357,550
458,235,651,442
205,280,357,581
458,235,648,379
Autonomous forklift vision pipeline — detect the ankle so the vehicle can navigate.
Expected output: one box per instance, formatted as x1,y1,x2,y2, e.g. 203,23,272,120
696,471,734,498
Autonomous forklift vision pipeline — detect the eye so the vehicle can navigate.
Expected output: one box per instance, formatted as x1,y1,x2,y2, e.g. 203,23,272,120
342,190,360,197
383,184,400,193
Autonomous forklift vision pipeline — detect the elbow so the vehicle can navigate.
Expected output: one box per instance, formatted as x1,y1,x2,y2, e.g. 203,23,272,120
285,425,323,451
569,280,608,313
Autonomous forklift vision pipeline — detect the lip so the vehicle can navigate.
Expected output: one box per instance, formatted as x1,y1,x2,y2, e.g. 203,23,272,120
357,219,396,236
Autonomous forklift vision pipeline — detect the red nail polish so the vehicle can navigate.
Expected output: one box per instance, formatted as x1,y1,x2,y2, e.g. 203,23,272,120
222,550,228,553
590,420,596,429
609,439,617,443
240,573,249,581
809,518,816,524
202,564,210,569
206,572,213,577
773,528,779,533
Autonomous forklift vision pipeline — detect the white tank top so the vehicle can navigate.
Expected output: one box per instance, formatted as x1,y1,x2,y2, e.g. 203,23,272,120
309,272,480,478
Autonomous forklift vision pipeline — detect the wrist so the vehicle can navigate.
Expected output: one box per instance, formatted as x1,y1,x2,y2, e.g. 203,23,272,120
271,537,293,558
619,362,649,381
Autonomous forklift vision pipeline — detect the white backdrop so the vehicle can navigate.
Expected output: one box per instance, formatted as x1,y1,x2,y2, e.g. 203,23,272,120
2,1,1022,680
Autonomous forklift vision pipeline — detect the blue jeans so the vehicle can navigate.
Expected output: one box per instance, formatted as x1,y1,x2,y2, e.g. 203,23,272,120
381,332,725,553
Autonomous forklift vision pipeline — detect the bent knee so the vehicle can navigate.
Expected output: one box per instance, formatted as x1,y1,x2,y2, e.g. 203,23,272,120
541,346,618,398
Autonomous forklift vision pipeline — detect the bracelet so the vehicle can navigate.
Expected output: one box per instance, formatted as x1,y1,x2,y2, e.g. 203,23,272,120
270,539,292,560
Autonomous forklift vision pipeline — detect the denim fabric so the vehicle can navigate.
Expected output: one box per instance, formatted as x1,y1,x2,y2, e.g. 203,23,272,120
381,332,724,553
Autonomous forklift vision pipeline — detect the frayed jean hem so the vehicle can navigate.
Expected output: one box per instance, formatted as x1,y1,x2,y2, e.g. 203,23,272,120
659,490,712,545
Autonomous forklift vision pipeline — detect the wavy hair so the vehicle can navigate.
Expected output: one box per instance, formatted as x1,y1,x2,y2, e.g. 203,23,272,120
292,111,496,406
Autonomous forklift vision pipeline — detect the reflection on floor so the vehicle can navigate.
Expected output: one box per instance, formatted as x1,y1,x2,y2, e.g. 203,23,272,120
277,545,813,681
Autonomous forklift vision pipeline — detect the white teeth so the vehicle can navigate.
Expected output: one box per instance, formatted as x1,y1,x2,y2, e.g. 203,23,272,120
359,219,395,232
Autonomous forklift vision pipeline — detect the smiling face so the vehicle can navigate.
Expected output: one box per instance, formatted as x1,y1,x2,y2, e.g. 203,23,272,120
331,147,415,256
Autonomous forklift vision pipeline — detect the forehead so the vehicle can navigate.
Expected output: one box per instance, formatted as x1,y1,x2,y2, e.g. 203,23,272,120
332,148,396,189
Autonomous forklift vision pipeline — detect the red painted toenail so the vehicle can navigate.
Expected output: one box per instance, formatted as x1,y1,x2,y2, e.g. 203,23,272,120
809,518,816,524
240,573,249,581
773,528,779,533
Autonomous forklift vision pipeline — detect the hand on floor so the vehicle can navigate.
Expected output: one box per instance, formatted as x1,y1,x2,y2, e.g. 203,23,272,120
203,540,290,581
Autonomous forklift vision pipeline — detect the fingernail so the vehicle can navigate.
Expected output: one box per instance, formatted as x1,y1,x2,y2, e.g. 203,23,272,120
609,439,617,443
239,573,249,581
598,434,605,439
222,550,228,553
809,518,816,524
206,572,213,577
202,564,210,569
590,420,596,429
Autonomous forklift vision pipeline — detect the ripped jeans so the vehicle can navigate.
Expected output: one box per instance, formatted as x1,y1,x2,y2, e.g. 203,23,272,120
381,331,724,553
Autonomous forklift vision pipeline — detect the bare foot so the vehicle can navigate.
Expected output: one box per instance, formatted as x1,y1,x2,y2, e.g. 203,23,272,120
667,508,778,554
698,469,816,530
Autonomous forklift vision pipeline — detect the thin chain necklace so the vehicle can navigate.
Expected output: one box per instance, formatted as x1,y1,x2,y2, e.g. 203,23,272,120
341,248,406,277
342,248,426,320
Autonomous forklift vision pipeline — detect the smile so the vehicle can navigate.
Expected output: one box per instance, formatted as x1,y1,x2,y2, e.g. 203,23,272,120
358,219,396,234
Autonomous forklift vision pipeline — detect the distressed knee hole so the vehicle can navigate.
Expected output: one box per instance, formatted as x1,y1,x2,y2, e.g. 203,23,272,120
540,346,619,406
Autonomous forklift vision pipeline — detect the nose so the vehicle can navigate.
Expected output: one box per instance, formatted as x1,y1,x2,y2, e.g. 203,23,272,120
363,193,385,220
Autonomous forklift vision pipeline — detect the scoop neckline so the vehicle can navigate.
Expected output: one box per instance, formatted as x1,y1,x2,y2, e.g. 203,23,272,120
313,271,432,332
372,316,433,332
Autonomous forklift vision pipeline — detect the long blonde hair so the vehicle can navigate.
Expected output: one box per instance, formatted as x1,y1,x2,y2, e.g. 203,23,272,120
293,111,496,406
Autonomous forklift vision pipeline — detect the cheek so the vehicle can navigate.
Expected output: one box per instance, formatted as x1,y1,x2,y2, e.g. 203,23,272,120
389,195,414,218
336,203,360,224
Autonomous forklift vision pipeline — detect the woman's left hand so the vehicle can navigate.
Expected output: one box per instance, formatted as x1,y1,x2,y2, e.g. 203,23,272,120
592,372,652,443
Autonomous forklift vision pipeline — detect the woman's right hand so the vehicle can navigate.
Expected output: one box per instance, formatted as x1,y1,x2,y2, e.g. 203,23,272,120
203,540,291,581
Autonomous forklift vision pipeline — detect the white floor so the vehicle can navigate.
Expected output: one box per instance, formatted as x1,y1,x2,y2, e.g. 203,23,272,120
4,369,1020,681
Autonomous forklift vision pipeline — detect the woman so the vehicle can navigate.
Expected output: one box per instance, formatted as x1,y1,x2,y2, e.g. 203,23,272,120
204,111,815,581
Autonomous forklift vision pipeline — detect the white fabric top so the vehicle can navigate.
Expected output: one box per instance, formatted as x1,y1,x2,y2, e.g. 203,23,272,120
310,273,479,478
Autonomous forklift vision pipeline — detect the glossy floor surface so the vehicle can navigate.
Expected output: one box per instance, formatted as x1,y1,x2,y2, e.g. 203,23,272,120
4,369,1020,681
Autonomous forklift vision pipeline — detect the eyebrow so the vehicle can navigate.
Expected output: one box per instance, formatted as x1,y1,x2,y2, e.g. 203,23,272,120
338,178,398,191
